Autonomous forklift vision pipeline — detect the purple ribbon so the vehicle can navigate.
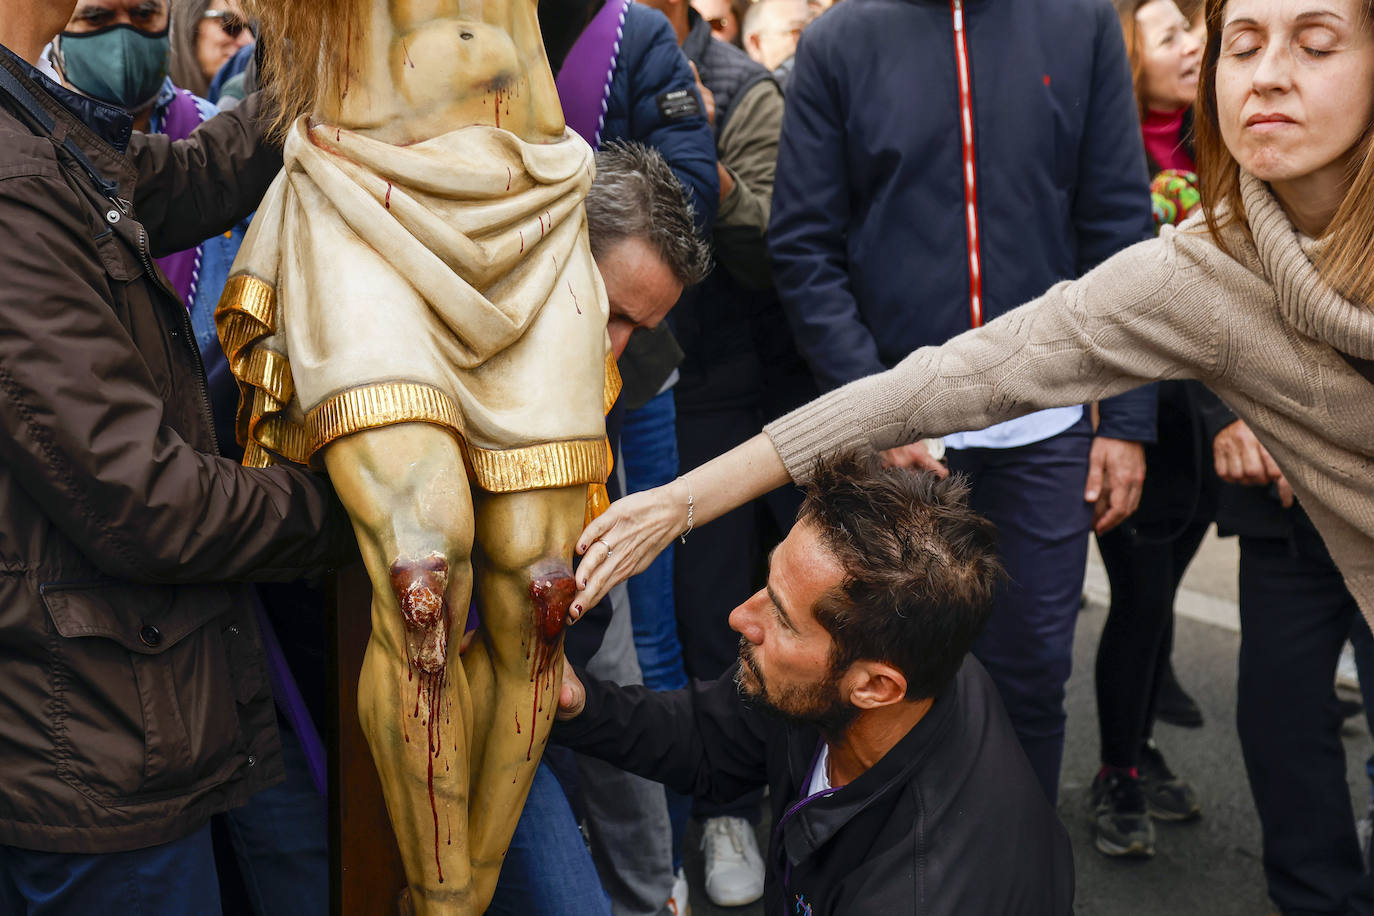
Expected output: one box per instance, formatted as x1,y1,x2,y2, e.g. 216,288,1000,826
153,88,205,306
254,596,328,796
555,0,632,150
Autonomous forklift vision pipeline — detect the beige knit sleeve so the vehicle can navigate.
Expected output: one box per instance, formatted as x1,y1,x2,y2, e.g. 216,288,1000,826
764,232,1223,481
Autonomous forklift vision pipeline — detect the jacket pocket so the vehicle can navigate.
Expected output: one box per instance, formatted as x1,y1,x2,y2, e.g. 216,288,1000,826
41,580,245,805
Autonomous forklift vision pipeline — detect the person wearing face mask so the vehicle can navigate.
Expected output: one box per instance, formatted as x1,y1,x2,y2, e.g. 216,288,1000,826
0,0,357,912
53,0,244,452
1086,0,1210,861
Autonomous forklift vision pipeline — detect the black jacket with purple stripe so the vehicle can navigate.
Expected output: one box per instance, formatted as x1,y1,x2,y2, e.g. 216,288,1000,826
554,655,1073,915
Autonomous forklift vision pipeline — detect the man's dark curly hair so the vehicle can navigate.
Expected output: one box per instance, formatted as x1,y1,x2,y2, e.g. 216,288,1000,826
799,452,1003,699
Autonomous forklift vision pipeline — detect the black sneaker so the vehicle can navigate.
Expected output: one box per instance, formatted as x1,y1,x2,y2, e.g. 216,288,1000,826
1091,769,1156,858
1155,666,1204,729
1139,740,1201,821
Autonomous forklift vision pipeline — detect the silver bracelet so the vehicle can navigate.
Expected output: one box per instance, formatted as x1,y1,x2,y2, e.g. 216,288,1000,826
680,478,695,545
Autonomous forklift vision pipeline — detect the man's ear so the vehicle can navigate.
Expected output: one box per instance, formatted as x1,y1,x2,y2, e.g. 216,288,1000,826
843,661,908,710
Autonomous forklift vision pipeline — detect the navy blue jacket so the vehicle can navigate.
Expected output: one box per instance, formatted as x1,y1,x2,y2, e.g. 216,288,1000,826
599,2,719,234
770,0,1157,441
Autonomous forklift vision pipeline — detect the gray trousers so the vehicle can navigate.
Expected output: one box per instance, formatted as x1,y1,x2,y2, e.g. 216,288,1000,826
577,581,675,916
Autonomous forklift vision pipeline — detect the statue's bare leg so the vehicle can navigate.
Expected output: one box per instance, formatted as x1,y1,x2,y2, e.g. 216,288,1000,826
323,423,477,913
460,485,585,904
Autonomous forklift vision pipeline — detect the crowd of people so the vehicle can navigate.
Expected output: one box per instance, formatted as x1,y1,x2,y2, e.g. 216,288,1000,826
1,0,1373,913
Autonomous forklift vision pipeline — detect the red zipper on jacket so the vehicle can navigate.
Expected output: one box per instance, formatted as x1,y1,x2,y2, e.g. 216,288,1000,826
951,0,984,327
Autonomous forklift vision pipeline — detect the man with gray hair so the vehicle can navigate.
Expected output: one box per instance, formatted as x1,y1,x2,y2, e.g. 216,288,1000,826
741,0,810,88
586,140,712,358
488,139,709,916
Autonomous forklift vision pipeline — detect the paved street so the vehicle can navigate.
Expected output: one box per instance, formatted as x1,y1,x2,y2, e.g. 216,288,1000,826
681,531,1374,915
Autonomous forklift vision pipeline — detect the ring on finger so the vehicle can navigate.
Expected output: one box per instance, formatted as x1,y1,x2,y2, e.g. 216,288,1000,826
600,539,614,557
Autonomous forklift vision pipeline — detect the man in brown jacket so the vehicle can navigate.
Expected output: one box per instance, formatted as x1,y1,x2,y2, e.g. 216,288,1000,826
0,2,352,910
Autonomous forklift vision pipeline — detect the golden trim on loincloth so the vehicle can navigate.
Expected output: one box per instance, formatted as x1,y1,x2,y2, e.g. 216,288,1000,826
308,382,466,455
603,352,622,415
215,272,621,494
464,437,610,494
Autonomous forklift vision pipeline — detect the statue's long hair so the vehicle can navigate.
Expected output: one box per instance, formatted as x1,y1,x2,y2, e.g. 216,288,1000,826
244,0,360,139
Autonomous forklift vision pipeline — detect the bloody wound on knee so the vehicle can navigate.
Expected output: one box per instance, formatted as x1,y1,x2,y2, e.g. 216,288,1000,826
530,566,575,643
390,553,450,673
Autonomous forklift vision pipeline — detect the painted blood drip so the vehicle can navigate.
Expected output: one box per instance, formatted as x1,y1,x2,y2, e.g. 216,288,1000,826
421,669,445,884
385,183,393,210
388,555,452,883
402,40,414,68
506,166,512,191
343,20,351,98
493,90,502,129
526,572,574,760
336,128,341,142
515,711,521,734
569,281,581,314
519,230,524,253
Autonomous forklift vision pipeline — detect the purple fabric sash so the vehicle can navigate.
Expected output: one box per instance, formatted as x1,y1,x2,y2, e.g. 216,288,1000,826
556,0,632,150
253,597,328,796
153,88,205,306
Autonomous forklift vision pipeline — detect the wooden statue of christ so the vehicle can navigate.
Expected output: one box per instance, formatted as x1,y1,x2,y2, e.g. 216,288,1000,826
217,2,616,911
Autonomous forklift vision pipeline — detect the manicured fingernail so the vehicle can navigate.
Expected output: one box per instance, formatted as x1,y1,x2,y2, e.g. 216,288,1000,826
574,603,582,614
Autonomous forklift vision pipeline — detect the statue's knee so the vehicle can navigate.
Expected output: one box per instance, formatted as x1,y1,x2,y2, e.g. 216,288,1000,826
390,552,451,673
529,561,575,644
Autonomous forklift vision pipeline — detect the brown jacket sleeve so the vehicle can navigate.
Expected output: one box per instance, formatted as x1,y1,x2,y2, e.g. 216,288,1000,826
0,169,351,584
129,91,284,257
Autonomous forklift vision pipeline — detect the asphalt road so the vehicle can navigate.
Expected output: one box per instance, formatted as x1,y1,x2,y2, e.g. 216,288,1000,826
680,535,1374,916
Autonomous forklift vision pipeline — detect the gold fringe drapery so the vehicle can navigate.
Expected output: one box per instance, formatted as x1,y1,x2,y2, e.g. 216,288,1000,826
215,274,623,496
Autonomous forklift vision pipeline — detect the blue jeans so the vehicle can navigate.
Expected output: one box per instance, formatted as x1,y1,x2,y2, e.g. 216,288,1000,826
620,389,692,865
489,761,612,916
946,417,1094,802
0,824,219,915
223,721,327,916
621,390,686,693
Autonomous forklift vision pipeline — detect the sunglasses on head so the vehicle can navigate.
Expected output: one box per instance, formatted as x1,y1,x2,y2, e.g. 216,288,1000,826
202,9,252,38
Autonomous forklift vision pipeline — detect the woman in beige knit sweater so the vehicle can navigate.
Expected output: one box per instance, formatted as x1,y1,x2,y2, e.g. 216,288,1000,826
569,0,1374,905
570,0,1374,637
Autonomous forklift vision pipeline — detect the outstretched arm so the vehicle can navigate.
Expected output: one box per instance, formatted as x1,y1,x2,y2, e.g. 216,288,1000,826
572,231,1223,610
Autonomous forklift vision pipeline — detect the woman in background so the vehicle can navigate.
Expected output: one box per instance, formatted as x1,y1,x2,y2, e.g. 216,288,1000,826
1088,0,1209,861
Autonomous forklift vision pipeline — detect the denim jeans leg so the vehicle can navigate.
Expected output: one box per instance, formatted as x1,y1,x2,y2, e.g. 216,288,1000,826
619,389,692,868
0,824,221,915
223,720,328,916
489,762,613,916
620,389,687,694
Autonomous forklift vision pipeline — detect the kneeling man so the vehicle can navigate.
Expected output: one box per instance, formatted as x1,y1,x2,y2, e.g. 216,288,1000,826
554,452,1074,914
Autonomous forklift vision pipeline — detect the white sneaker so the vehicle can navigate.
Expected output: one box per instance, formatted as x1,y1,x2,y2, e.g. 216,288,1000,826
667,867,690,915
700,816,765,907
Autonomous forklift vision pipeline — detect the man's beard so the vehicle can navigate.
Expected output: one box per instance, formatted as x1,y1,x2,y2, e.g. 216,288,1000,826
734,639,858,740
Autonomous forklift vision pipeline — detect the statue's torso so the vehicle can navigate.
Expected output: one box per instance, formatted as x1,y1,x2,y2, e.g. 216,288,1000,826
318,0,564,146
